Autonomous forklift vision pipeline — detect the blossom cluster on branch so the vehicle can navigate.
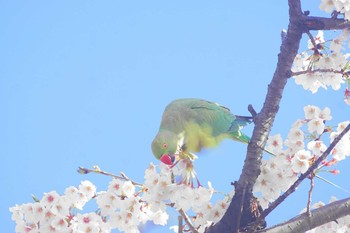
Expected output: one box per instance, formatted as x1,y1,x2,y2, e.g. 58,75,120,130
254,105,350,210
10,164,235,233
10,181,108,233
292,30,350,104
320,0,350,20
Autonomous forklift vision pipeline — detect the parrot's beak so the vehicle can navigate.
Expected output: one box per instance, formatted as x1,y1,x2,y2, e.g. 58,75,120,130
160,153,175,165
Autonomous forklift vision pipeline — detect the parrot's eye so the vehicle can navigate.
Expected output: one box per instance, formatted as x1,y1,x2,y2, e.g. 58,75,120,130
162,143,168,149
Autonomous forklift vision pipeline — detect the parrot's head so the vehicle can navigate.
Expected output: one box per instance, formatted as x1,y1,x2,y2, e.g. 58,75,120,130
151,130,179,165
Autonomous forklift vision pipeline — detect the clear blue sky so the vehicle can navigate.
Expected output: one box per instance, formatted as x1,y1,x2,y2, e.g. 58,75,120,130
1,1,350,232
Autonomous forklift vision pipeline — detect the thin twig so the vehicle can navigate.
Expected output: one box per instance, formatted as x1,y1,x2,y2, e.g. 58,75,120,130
178,209,198,233
77,166,143,186
178,215,183,233
306,172,315,217
292,68,344,77
306,31,317,49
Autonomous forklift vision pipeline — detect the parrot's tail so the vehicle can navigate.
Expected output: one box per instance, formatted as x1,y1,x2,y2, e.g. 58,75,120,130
229,131,251,144
228,131,275,156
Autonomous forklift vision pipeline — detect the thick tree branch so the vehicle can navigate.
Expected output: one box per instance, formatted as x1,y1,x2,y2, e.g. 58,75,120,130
240,0,303,194
206,1,304,232
258,197,350,233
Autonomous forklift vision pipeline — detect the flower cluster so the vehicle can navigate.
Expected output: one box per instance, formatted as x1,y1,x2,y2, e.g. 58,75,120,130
95,177,169,233
10,164,233,233
142,163,234,233
292,30,350,104
330,120,350,161
9,180,106,233
254,105,350,209
320,0,350,20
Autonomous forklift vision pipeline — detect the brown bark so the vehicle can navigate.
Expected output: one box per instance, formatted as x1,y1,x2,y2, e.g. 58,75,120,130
259,197,350,233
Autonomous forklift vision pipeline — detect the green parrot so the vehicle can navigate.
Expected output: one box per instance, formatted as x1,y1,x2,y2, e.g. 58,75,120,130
151,98,253,165
151,99,350,193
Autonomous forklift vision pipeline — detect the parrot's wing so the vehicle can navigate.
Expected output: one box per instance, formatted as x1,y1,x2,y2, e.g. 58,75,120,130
189,99,253,144
189,99,230,112
160,98,252,139
188,99,240,136
190,99,231,113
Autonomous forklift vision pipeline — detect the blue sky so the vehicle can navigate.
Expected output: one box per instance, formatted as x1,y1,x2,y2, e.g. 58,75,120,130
1,1,350,232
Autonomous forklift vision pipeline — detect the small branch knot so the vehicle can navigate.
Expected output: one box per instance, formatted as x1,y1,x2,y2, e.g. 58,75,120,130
248,104,257,118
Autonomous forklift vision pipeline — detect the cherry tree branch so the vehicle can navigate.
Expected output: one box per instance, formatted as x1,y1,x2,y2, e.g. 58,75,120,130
206,1,304,232
240,0,303,196
258,197,350,233
302,15,350,31
205,1,350,232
